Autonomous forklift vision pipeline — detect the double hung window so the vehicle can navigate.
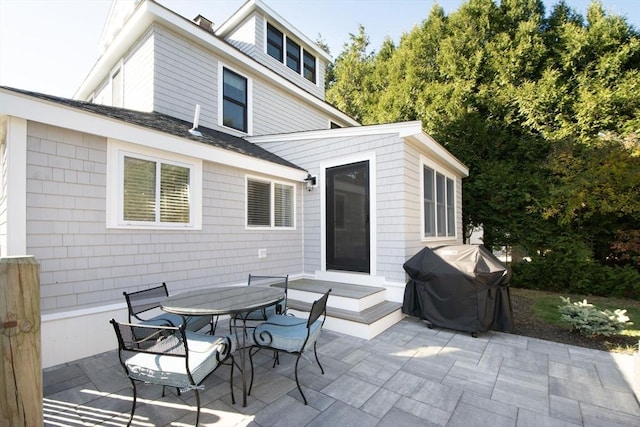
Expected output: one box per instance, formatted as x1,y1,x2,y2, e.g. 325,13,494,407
266,23,284,62
286,38,301,73
247,177,294,228
265,21,317,84
108,141,202,229
422,162,456,239
222,67,248,132
302,50,316,83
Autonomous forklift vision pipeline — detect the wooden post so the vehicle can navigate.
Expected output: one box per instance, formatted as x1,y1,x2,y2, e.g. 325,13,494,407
0,256,41,426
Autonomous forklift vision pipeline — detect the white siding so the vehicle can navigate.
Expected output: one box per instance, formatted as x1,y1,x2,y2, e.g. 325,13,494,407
25,121,303,316
256,132,465,284
252,81,327,134
153,26,218,126
223,14,258,58
122,29,155,112
151,25,334,135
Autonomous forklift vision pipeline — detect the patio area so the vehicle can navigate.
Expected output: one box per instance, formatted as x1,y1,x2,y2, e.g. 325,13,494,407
43,316,640,426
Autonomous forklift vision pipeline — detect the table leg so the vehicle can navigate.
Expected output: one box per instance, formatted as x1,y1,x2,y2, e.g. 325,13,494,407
232,314,249,407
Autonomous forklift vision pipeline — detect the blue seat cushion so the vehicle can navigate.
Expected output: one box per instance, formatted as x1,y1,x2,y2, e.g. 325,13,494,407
125,332,229,388
141,313,210,332
243,305,277,321
253,315,322,353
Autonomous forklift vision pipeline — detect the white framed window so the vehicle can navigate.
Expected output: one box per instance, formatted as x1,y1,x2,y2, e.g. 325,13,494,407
107,140,202,229
218,63,252,134
264,20,317,85
421,157,456,239
246,176,295,229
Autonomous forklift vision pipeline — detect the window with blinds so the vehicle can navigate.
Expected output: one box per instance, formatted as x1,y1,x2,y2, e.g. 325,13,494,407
247,177,294,228
123,156,191,225
423,163,456,239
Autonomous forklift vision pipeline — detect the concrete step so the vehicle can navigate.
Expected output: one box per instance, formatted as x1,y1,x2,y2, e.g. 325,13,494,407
272,278,404,340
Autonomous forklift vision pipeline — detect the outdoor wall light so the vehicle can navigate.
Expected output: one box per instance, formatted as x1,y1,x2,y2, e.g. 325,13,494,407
304,173,317,192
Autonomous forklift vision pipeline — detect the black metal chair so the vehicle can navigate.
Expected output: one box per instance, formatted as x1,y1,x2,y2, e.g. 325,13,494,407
248,289,331,405
123,283,216,333
110,319,235,426
230,274,289,333
246,274,289,318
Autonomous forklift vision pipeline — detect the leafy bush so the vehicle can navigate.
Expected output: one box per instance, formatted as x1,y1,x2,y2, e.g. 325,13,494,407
558,297,632,337
511,244,640,299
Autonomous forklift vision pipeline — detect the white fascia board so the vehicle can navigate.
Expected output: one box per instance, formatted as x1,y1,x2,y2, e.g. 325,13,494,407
216,0,332,62
248,120,469,177
248,121,425,142
1,89,305,182
75,0,356,126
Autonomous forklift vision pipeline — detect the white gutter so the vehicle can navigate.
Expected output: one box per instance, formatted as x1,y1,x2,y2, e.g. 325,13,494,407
1,88,306,182
74,0,357,126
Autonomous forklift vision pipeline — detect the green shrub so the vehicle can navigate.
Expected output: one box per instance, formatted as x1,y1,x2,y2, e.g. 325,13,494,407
558,296,632,337
511,246,640,299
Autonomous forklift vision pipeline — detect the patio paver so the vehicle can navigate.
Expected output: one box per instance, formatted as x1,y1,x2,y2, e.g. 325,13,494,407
43,317,640,426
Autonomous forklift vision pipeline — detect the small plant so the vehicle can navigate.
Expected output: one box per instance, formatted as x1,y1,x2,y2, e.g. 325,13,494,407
558,297,632,337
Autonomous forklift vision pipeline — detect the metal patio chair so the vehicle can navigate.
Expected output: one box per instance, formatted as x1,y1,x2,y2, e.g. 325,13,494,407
123,283,216,333
230,274,289,333
110,319,235,426
248,289,331,405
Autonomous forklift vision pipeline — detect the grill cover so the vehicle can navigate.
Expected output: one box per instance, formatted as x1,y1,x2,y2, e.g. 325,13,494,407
402,245,513,333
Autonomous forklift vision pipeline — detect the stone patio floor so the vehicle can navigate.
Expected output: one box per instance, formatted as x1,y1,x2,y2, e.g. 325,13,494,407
43,317,640,426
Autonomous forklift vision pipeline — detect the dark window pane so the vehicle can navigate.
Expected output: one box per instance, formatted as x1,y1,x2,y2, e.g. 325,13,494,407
223,68,247,132
446,178,455,236
286,38,300,73
266,23,283,62
303,50,316,83
423,166,434,236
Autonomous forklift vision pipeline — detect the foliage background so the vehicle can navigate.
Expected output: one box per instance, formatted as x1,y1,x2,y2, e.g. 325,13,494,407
324,0,640,298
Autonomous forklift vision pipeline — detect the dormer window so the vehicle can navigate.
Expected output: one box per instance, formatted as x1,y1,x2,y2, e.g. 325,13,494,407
303,50,316,83
265,21,317,85
286,39,301,73
266,23,283,62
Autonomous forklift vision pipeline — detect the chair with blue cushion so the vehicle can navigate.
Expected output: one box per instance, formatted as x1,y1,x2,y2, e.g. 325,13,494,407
110,319,235,426
248,289,331,405
230,274,289,332
123,283,215,333
246,274,289,319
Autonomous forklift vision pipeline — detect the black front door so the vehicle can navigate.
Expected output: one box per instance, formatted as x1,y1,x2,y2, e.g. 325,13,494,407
326,161,370,273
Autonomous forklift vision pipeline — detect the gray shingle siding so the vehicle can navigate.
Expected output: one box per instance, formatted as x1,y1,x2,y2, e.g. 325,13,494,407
25,121,303,315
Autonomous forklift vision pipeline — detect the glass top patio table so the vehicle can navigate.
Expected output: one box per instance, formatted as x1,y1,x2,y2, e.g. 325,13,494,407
161,286,284,316
160,285,284,407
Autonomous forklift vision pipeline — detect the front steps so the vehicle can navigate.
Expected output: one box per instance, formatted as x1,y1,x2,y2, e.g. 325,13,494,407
273,278,404,340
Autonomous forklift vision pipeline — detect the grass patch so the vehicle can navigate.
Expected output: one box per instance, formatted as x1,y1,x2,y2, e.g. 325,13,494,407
512,288,640,337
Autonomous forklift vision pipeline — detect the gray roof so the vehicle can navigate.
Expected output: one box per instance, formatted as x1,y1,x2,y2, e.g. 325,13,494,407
2,86,303,171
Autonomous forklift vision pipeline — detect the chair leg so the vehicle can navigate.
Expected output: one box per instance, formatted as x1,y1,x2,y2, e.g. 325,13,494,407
195,389,201,426
209,315,218,335
294,353,308,405
313,341,324,375
229,355,236,404
127,380,137,426
248,347,256,395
